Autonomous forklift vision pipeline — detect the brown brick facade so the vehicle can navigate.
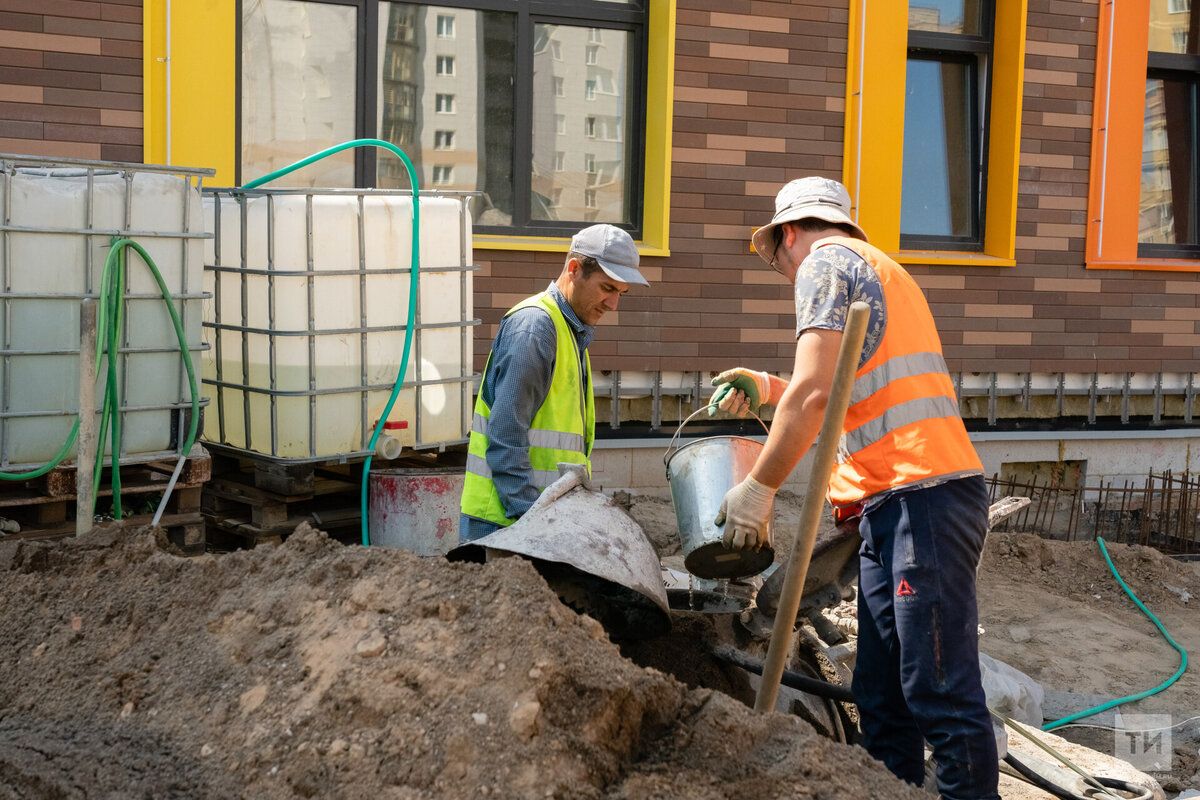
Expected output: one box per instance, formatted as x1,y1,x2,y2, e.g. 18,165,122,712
0,0,141,162
0,1,1197,377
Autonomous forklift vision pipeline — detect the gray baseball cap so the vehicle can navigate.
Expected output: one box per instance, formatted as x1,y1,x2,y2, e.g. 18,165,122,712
569,224,649,287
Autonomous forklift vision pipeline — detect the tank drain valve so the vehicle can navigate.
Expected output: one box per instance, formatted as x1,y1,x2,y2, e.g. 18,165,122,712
374,420,409,460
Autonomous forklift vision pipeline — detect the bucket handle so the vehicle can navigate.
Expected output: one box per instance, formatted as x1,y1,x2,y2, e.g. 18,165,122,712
663,403,770,469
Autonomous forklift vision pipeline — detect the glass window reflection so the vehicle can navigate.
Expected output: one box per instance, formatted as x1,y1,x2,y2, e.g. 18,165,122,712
531,23,634,224
908,0,983,35
1140,77,1197,244
1151,0,1197,55
242,0,357,187
900,58,975,239
377,3,516,225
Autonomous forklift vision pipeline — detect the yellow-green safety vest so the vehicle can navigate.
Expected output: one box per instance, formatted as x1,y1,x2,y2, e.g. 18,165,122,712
460,291,595,527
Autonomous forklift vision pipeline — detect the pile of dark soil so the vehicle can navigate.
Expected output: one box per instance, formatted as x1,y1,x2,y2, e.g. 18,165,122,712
0,523,921,800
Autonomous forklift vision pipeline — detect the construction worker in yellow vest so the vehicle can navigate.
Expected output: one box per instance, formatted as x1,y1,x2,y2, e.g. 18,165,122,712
459,224,649,542
711,177,999,800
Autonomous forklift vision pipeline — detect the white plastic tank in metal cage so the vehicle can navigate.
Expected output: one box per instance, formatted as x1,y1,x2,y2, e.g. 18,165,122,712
0,154,211,470
201,188,477,462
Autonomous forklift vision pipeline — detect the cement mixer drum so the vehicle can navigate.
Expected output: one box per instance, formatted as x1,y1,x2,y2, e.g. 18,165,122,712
449,466,671,639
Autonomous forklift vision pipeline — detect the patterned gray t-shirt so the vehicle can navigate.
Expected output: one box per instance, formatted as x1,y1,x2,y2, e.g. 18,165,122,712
793,243,886,368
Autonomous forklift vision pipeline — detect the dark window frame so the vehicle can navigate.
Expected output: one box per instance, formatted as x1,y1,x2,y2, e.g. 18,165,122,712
1138,49,1200,259
901,5,994,252
236,0,648,239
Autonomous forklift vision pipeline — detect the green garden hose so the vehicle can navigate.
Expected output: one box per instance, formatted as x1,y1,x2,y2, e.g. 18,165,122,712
0,238,201,526
1041,536,1188,732
241,138,421,547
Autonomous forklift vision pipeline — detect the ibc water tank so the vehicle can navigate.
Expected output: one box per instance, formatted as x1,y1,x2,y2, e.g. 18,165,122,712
0,155,209,470
201,189,477,462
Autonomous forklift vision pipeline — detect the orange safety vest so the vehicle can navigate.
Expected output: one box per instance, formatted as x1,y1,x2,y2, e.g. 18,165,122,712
813,236,983,507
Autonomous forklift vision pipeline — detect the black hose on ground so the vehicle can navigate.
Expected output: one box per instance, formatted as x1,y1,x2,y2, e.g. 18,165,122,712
710,645,855,703
1003,753,1153,800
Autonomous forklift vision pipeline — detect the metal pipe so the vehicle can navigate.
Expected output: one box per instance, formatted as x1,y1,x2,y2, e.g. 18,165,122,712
151,453,187,528
711,645,854,704
755,301,869,713
76,299,98,537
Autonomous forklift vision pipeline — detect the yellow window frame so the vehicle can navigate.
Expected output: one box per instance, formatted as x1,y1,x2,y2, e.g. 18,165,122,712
143,0,674,257
842,0,1027,268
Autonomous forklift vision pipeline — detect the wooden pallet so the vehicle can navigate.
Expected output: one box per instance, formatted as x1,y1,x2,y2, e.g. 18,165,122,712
201,450,466,549
0,449,211,555
202,454,363,548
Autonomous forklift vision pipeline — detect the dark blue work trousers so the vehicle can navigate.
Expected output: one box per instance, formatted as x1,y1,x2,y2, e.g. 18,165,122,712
851,476,1000,800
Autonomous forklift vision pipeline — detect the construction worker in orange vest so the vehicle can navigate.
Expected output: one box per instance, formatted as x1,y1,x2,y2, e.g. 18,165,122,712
711,177,999,800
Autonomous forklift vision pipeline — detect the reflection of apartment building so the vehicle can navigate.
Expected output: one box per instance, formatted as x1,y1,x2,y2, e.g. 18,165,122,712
1141,1,1194,243
378,5,481,193
531,26,628,223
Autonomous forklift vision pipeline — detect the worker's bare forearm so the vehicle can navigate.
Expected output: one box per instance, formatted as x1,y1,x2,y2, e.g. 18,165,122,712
750,382,825,489
749,328,841,489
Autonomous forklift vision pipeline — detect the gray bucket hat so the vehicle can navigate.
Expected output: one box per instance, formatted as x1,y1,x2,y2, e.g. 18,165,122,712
569,224,649,286
751,177,867,264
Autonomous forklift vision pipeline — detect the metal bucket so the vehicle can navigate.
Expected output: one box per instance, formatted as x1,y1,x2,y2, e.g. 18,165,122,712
368,466,465,555
664,407,775,579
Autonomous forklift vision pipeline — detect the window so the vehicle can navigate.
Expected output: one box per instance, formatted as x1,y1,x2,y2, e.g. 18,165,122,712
554,151,565,171
1169,0,1190,14
584,189,597,208
584,152,595,173
586,45,599,65
585,116,596,137
1088,0,1200,268
1139,3,1199,257
241,1,358,187
551,187,563,206
432,165,453,185
235,0,663,242
900,1,992,250
844,0,1026,265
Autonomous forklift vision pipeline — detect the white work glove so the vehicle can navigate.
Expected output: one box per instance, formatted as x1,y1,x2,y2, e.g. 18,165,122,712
714,476,776,551
708,368,787,417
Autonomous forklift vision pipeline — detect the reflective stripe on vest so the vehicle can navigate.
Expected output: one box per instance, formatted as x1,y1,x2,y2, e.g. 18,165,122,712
843,394,963,454
471,413,586,454
849,351,950,406
465,453,560,490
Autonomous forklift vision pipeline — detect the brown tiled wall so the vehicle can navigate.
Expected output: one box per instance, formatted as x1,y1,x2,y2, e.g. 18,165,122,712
476,0,1200,377
4,1,1195,375
0,0,141,162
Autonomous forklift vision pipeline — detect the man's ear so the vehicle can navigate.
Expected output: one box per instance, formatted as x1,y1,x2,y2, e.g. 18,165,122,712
565,256,581,278
782,222,798,249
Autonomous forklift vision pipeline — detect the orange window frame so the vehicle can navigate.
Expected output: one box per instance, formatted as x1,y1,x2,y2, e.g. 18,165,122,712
1087,1,1199,271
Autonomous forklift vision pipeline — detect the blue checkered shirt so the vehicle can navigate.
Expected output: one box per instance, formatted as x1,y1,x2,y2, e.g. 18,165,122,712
460,283,594,542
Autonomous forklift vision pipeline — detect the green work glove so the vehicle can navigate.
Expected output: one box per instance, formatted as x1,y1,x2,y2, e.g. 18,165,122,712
707,368,771,417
